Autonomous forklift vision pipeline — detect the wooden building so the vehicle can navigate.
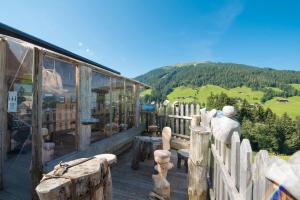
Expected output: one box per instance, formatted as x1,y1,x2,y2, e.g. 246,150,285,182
0,22,149,195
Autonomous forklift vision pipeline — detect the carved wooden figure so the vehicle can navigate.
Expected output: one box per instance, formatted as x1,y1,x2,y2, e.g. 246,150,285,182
150,150,173,200
162,127,172,151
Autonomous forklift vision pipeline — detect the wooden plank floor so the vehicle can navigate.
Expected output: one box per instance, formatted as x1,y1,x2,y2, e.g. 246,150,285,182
0,151,32,200
0,148,188,200
112,149,188,200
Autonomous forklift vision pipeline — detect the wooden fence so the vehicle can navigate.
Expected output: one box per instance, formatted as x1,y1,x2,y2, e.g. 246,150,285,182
150,102,295,200
209,132,275,200
154,102,202,136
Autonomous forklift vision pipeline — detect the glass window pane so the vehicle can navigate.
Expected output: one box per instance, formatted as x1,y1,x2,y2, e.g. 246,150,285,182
126,81,135,129
42,56,76,159
111,78,125,133
91,71,110,142
6,39,33,155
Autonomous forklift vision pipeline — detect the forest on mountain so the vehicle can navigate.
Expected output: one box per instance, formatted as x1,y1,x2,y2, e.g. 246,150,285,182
207,92,300,155
135,62,300,102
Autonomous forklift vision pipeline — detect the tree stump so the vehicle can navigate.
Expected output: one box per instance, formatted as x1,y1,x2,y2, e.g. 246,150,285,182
36,156,113,200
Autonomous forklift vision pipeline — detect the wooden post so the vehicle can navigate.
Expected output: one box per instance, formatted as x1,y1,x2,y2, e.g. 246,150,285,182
124,80,127,125
78,65,92,150
32,47,43,199
191,115,201,128
188,116,210,200
75,64,80,149
109,77,113,134
0,38,7,190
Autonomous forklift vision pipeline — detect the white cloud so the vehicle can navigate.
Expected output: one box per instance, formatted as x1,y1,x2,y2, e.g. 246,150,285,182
86,48,90,52
78,41,83,47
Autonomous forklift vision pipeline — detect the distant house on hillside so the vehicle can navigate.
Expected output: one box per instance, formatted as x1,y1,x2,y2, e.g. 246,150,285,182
277,98,289,103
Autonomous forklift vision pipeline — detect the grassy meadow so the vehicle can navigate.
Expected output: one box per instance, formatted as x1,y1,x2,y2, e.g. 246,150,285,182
141,85,300,119
167,85,264,104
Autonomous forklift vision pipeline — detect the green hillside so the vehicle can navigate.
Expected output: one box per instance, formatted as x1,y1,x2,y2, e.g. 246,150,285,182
264,96,300,119
136,62,300,118
290,84,300,90
135,62,300,101
167,85,263,104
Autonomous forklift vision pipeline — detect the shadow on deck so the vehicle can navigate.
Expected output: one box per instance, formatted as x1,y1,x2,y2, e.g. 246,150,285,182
112,149,188,200
0,151,31,200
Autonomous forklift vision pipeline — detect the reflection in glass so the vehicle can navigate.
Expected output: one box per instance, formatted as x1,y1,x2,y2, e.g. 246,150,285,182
42,56,76,159
111,78,125,133
6,39,33,154
91,71,111,141
126,82,135,129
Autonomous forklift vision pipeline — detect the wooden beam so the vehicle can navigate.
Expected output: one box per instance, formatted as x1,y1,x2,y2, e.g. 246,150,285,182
31,47,43,199
0,38,7,190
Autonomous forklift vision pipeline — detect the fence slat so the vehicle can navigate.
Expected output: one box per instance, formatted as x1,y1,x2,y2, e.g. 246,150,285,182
185,104,190,135
190,104,195,116
225,145,231,174
175,105,179,134
196,104,200,115
231,132,240,190
253,150,271,200
171,105,175,132
211,143,241,200
240,139,252,200
180,104,184,135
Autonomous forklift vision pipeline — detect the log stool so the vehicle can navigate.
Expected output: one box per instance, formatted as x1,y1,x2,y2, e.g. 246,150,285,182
177,149,189,173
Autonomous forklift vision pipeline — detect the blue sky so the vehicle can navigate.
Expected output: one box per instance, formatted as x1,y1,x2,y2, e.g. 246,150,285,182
1,0,299,77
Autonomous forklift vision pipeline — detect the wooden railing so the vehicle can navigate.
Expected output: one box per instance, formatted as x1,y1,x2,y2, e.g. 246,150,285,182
154,102,201,136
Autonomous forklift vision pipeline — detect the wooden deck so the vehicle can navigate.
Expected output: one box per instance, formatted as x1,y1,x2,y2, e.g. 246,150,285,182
0,151,31,200
112,149,188,200
0,147,187,200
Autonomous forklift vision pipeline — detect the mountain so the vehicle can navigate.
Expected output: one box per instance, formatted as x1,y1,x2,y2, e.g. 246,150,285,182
135,62,300,101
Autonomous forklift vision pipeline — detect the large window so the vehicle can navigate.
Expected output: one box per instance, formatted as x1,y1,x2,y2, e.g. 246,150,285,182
91,71,110,141
111,78,125,133
6,39,33,155
42,56,76,159
126,81,135,128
